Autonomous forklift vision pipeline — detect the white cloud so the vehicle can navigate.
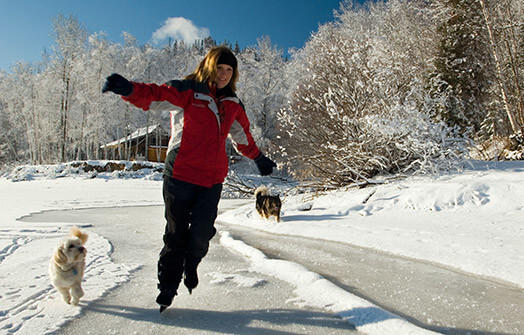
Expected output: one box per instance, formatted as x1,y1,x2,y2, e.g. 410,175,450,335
151,17,210,45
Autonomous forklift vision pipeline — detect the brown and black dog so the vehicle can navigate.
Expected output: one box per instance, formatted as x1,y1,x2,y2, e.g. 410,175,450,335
255,186,281,222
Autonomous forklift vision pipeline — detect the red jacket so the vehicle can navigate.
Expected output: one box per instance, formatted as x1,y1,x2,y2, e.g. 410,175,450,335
123,80,261,187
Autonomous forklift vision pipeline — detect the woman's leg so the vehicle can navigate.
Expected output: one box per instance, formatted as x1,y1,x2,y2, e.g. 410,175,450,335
157,177,195,305
184,183,222,292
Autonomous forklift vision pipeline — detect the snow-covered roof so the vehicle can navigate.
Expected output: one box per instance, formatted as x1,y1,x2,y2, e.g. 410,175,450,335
101,124,168,148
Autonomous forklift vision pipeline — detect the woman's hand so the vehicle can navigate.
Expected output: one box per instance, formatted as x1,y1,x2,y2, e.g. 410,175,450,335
102,73,133,96
254,153,277,176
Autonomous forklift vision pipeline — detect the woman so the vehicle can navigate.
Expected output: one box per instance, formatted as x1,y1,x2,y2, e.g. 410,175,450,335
102,46,276,312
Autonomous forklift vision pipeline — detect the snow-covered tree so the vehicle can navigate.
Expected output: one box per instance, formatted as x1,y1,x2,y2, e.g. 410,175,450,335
48,15,88,161
278,0,467,186
74,33,118,160
238,36,286,152
431,0,524,158
0,66,28,164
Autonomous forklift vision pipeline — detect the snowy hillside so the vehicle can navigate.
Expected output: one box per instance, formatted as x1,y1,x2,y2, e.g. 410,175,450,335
220,160,524,289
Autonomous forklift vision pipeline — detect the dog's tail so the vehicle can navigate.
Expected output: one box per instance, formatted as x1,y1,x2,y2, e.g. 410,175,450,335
255,186,269,199
70,227,88,245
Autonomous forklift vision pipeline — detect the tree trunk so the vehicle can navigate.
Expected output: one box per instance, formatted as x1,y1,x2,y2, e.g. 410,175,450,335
478,0,521,134
501,5,524,128
60,73,71,162
77,106,87,160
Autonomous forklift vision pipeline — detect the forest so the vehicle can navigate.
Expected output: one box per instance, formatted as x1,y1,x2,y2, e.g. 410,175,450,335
0,0,522,187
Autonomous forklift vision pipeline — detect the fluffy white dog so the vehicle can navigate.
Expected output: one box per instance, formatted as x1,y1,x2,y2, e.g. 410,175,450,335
49,227,88,305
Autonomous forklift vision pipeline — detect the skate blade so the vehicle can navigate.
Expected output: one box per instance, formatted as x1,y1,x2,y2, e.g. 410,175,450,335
159,305,168,313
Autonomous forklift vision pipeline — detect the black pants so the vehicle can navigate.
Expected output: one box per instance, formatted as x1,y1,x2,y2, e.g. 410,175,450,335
158,176,222,291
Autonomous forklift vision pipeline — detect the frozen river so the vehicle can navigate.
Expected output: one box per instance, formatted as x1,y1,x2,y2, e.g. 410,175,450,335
20,201,523,334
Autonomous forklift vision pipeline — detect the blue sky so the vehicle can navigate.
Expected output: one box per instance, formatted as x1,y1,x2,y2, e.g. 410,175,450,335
0,0,358,71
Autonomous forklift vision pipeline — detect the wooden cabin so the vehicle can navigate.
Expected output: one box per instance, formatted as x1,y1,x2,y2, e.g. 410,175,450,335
101,124,170,162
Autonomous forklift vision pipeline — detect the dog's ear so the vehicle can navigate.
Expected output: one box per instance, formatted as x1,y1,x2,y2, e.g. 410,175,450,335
70,227,88,245
53,246,69,265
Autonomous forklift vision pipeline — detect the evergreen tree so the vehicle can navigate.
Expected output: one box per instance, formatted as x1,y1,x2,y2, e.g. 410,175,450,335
234,41,241,54
432,0,491,133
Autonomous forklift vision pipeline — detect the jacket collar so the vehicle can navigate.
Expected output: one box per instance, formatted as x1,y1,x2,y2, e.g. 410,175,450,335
205,82,236,99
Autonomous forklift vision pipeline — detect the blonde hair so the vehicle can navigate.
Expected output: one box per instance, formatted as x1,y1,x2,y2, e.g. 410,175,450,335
185,46,239,91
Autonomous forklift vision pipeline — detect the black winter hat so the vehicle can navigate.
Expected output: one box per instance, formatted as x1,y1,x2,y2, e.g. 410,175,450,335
217,51,237,70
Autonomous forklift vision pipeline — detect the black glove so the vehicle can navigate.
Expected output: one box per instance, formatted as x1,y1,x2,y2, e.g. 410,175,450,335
254,153,277,176
102,73,133,96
